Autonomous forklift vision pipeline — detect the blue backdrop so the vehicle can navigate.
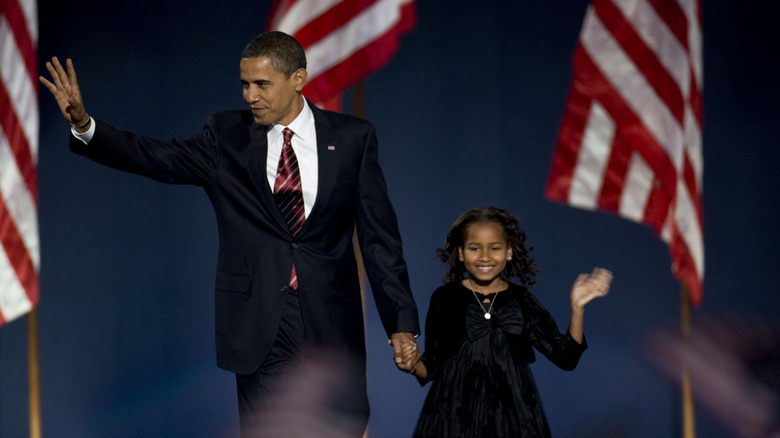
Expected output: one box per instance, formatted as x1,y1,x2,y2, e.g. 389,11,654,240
2,1,778,437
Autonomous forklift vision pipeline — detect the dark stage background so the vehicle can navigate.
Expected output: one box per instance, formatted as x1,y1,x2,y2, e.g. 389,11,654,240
2,1,779,437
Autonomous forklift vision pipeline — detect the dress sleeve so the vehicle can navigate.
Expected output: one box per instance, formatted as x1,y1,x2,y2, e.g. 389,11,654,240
524,291,587,371
417,286,463,385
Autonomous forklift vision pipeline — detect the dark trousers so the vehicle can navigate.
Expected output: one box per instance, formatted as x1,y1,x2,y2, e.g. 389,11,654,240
236,288,309,435
234,289,369,438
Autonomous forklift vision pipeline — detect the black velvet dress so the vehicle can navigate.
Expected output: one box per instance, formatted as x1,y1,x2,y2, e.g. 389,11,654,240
413,282,587,438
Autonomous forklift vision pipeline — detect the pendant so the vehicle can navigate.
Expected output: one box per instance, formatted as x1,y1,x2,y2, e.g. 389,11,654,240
484,312,491,320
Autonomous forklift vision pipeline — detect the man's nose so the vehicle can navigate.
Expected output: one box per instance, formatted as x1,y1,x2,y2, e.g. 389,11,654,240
245,86,260,102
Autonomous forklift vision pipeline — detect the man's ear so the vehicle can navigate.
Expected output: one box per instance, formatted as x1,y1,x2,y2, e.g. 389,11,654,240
293,68,308,91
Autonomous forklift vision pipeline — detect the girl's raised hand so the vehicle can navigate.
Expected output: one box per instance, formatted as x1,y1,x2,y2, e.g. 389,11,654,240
571,267,612,310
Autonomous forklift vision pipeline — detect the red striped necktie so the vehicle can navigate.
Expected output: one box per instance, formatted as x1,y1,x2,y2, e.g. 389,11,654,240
273,128,305,289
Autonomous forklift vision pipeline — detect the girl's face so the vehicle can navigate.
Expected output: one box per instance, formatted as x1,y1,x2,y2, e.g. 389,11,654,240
458,221,512,289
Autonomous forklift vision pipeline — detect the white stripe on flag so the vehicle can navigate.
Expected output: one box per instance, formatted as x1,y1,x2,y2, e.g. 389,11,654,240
274,0,342,36
678,0,703,86
570,101,614,210
620,152,654,223
684,105,703,188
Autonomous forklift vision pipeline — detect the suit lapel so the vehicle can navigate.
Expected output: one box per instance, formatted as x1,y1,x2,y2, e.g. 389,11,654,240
242,122,291,233
305,105,339,228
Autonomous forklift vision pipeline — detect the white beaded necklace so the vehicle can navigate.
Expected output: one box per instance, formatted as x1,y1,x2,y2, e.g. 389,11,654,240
467,278,502,320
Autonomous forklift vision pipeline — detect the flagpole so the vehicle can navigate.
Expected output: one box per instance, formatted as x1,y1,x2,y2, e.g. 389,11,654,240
352,80,365,119
680,284,695,438
27,309,42,438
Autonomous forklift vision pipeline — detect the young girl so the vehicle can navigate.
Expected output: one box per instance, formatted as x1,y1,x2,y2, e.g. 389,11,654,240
407,207,611,437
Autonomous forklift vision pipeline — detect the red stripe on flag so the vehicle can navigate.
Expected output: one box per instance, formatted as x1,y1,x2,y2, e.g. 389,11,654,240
688,72,703,130
597,134,631,213
643,183,672,235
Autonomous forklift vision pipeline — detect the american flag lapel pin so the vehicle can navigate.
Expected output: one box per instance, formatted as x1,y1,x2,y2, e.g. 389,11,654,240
327,145,336,151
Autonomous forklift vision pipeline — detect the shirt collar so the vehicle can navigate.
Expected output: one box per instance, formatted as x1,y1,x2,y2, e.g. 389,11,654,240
271,95,315,143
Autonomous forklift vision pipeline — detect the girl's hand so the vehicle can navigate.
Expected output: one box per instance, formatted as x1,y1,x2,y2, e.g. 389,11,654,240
400,341,417,356
571,267,612,310
388,332,419,372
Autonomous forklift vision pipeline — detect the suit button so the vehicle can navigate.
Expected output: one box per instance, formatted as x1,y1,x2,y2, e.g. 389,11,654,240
291,243,298,248
281,285,288,293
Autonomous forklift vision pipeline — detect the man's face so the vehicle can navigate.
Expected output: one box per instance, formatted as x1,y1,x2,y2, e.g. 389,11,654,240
240,56,306,126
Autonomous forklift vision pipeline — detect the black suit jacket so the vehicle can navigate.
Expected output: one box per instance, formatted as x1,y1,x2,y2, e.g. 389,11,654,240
70,102,420,378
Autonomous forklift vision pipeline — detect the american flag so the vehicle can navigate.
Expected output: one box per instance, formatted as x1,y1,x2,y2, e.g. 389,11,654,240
267,0,415,111
545,0,704,304
0,0,39,325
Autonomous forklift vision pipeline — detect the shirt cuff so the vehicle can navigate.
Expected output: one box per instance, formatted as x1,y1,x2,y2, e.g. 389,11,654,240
70,116,96,144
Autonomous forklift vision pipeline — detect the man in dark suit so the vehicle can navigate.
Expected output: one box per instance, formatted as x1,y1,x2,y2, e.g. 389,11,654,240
40,31,420,436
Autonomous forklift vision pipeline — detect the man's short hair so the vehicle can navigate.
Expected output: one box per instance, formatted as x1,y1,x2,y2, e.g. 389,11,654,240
241,31,307,78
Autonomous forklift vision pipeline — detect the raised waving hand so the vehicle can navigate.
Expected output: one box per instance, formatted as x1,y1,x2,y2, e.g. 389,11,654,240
568,267,612,343
39,57,90,131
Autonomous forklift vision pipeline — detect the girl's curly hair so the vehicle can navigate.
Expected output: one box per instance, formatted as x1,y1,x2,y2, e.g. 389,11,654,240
437,207,538,287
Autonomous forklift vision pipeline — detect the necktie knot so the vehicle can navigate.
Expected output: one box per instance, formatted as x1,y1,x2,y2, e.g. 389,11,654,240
282,127,293,145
